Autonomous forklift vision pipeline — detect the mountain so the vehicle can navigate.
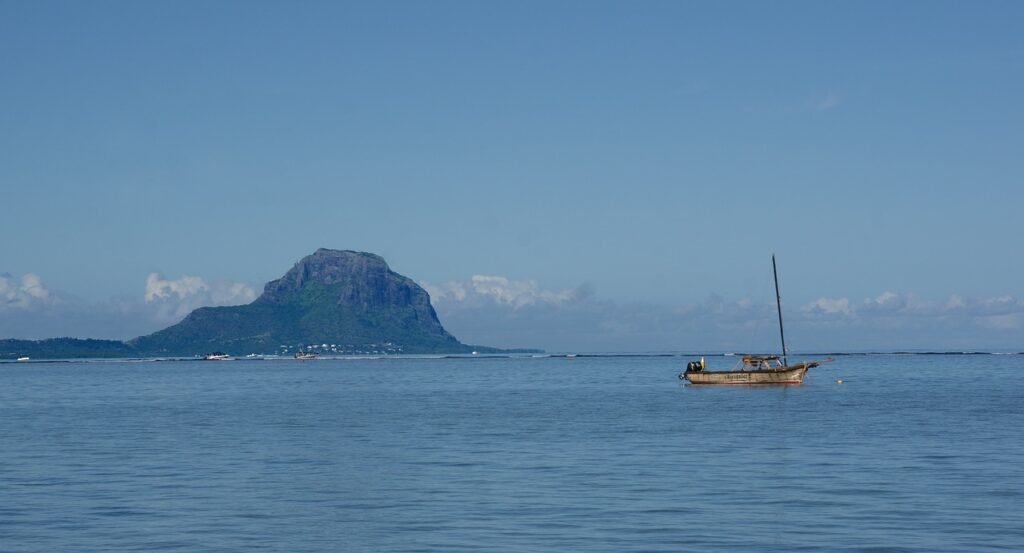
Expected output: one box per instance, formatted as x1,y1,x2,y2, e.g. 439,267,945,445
129,249,478,355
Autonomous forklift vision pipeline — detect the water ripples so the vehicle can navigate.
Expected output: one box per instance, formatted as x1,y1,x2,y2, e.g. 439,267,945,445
2,355,1023,551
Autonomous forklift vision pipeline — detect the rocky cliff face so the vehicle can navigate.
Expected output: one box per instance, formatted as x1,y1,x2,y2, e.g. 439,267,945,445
257,248,450,336
261,249,424,308
131,249,471,355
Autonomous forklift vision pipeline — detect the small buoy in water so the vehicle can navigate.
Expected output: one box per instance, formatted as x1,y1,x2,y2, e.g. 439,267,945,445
837,379,844,384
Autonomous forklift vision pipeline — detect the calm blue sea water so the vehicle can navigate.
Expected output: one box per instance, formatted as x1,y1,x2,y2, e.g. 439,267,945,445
2,354,1023,552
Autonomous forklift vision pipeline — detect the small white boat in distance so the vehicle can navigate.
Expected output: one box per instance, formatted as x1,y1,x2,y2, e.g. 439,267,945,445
16,356,30,361
202,352,231,361
294,351,318,360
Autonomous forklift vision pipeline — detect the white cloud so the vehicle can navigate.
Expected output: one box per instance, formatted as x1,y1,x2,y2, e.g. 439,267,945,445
3,268,1023,352
423,275,580,309
212,281,258,305
862,291,906,312
0,273,56,309
945,294,967,310
428,277,1024,352
422,276,786,352
801,291,1024,321
980,295,1020,315
803,296,853,317
0,271,258,340
144,273,257,324
145,273,208,302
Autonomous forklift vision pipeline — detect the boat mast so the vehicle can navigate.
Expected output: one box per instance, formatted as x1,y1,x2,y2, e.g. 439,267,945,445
772,254,788,366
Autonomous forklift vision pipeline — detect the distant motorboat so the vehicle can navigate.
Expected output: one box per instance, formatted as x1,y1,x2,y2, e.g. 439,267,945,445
202,352,231,361
16,356,30,362
294,351,319,360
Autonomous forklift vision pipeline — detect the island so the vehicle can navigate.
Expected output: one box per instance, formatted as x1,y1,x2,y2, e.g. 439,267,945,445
1,249,533,359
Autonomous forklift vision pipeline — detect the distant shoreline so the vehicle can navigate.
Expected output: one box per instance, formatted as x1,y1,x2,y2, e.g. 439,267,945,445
2,350,1021,364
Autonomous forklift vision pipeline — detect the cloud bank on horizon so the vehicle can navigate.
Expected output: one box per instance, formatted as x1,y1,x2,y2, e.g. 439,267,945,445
423,275,1024,353
144,273,258,324
1,273,54,310
1,271,1021,352
0,272,257,341
422,275,584,309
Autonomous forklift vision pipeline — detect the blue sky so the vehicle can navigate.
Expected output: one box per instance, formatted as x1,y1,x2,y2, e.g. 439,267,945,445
2,1,1022,351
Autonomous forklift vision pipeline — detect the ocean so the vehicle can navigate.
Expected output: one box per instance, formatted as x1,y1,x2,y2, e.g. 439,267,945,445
2,353,1022,552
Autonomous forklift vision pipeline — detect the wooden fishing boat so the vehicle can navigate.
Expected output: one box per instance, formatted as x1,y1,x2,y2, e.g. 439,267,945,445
682,355,821,385
680,255,831,385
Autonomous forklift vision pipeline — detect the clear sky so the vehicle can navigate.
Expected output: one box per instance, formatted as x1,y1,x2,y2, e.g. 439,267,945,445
2,1,1022,352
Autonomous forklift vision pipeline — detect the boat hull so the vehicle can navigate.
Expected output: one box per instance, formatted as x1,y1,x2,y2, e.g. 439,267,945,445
683,363,809,385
